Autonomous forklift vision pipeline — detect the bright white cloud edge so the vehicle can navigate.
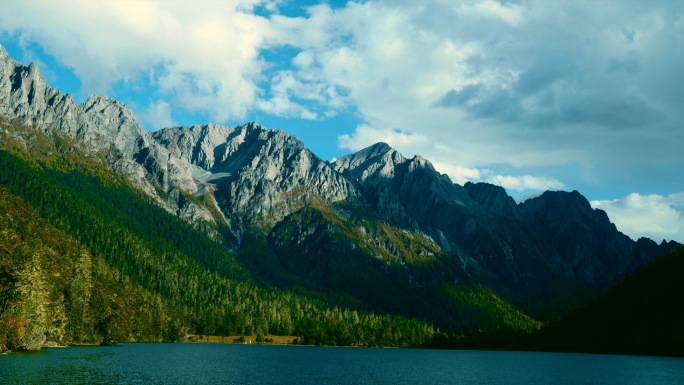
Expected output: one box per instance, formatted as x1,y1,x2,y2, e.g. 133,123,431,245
338,124,566,192
592,193,684,243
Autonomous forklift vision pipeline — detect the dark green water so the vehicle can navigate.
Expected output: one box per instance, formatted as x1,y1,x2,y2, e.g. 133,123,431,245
2,343,683,384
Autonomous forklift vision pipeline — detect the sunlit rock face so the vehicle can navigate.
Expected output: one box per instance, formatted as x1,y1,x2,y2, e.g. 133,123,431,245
152,122,361,222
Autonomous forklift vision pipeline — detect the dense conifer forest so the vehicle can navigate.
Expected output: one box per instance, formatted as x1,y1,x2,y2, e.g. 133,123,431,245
0,149,435,350
532,245,684,356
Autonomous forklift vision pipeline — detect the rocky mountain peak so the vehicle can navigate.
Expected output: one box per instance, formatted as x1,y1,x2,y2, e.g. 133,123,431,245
521,190,622,251
0,46,199,218
1,55,47,94
82,95,133,117
333,142,408,181
522,190,598,219
0,51,81,138
77,95,148,157
464,181,519,217
334,143,440,182
408,154,436,172
153,121,300,171
150,119,361,229
27,61,39,75
336,142,398,165
363,141,393,156
205,122,360,220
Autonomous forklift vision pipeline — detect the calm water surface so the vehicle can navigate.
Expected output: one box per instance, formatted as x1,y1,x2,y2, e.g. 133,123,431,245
2,343,683,384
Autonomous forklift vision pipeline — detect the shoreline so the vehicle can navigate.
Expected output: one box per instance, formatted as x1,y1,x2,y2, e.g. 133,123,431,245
183,334,299,345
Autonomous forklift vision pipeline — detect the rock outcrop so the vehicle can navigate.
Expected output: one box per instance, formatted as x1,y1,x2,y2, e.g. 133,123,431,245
152,123,361,223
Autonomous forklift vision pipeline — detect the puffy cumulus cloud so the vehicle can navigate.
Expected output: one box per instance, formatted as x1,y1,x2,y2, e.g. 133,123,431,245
430,162,483,186
256,70,329,119
471,0,524,27
0,0,276,121
592,193,684,243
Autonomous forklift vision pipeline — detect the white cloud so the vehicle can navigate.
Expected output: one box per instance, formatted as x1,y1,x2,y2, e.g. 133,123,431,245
430,160,565,193
472,0,524,27
338,124,429,153
430,161,483,185
486,174,565,192
1,0,273,121
592,193,684,243
137,100,176,131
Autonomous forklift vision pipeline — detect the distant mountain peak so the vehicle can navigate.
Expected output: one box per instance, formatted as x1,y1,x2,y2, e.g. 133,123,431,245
81,95,141,127
464,181,519,217
82,94,124,108
365,141,393,153
333,142,407,180
334,142,444,185
408,154,436,172
523,189,594,214
245,121,261,130
350,142,400,162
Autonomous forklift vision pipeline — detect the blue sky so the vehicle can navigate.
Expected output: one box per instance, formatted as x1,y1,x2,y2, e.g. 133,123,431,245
1,0,683,242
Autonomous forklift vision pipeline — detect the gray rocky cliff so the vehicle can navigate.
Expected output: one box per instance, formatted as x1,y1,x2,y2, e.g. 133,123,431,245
334,142,487,248
153,122,362,225
0,47,209,224
464,182,520,218
0,46,80,138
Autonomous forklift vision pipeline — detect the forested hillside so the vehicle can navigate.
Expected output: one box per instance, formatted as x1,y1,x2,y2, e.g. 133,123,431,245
0,147,435,350
533,245,684,356
0,184,181,349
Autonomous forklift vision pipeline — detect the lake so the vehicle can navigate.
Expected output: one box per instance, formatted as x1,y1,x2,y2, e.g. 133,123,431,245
2,344,683,384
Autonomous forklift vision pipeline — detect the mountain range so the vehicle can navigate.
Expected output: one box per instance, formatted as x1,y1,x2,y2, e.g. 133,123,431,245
0,45,679,352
